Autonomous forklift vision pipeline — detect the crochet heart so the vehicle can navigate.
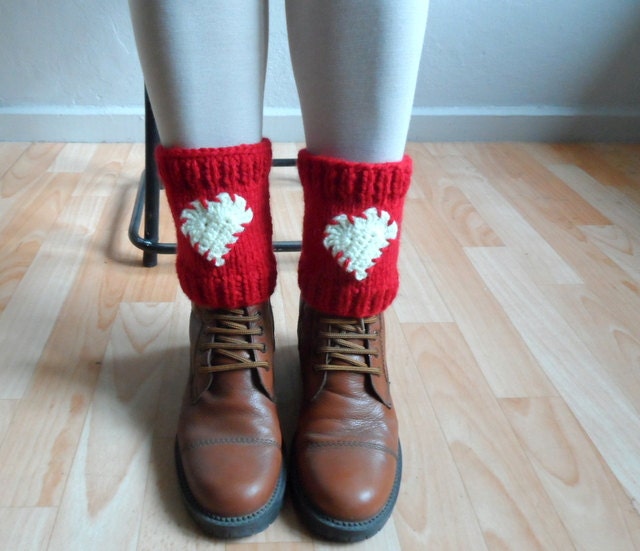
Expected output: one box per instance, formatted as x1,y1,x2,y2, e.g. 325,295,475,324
180,193,253,266
323,207,398,280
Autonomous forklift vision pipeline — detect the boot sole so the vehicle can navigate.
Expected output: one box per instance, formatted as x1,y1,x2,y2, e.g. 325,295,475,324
290,443,402,542
174,440,286,539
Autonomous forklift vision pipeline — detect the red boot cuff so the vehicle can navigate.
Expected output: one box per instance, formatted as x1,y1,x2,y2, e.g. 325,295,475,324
297,149,412,317
156,139,276,308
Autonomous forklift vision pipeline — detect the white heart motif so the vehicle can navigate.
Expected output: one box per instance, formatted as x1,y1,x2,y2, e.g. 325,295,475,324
180,193,253,266
323,207,398,281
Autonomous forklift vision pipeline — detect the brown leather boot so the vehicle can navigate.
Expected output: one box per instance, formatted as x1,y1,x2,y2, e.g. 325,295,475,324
175,301,285,538
291,301,401,542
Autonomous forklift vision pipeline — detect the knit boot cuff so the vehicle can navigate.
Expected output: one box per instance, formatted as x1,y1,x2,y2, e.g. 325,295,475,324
297,150,412,317
156,139,276,308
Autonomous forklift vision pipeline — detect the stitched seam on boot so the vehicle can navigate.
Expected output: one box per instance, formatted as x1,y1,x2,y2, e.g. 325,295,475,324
305,440,398,459
183,437,281,452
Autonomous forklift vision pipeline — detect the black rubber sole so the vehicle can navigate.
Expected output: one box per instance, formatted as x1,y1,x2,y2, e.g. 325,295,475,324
290,443,402,543
174,440,286,539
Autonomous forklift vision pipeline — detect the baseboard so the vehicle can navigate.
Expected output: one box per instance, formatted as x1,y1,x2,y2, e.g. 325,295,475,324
0,106,146,142
1,105,638,143
407,106,640,142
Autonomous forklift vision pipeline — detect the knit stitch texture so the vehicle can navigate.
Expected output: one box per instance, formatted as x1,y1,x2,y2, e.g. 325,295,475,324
156,139,276,308
297,149,413,317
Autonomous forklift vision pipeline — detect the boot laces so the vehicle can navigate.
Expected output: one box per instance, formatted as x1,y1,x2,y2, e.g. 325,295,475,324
198,308,270,374
315,315,382,375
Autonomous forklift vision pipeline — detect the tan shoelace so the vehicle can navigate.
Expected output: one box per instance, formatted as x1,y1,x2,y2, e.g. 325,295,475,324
315,315,382,375
199,308,270,373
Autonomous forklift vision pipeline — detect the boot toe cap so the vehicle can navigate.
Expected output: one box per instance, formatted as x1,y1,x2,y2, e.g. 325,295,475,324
297,443,399,522
180,442,282,519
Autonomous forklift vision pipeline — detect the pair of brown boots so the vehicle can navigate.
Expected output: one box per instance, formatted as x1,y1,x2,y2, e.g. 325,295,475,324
156,140,412,541
176,300,399,542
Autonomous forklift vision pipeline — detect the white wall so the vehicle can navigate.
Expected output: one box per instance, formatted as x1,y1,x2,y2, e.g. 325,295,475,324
1,0,639,142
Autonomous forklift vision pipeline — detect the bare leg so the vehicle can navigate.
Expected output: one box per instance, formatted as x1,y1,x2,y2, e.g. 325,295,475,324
128,0,268,148
286,0,429,162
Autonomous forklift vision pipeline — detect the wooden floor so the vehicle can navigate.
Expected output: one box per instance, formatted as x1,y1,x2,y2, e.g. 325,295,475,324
1,141,639,550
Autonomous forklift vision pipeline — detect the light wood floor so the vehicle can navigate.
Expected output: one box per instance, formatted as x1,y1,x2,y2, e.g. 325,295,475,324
1,141,639,550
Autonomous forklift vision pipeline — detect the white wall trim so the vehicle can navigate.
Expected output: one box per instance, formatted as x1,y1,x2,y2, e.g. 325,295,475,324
1,105,638,143
0,106,146,142
407,106,640,142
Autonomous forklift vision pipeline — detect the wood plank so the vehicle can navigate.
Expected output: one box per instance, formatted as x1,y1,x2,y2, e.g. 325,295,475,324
0,194,107,399
227,543,311,551
405,141,436,200
395,238,454,324
0,175,144,507
0,400,17,446
48,302,174,550
388,310,487,551
579,224,640,283
404,199,555,398
48,142,98,174
0,172,77,312
468,146,640,328
0,142,30,179
404,322,574,550
0,507,57,551
0,384,92,507
431,178,504,248
549,163,640,243
463,143,612,228
0,143,62,195
314,520,401,550
501,397,638,550
466,246,640,506
271,255,304,444
0,142,64,232
423,144,582,285
538,283,640,413
270,162,303,245
587,144,640,184
408,143,504,248
73,142,133,197
550,144,640,189
147,297,189,440
455,174,581,284
99,143,180,302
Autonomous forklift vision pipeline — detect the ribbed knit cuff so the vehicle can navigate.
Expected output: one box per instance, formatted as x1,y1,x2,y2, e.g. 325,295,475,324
156,139,276,308
297,149,412,317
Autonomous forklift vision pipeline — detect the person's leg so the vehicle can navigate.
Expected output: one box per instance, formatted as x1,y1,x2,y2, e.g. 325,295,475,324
287,0,428,163
129,0,267,148
286,0,428,541
128,1,283,539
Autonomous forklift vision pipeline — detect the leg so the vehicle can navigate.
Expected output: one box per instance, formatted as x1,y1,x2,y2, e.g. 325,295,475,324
286,0,429,541
128,1,283,539
287,0,428,163
129,0,267,148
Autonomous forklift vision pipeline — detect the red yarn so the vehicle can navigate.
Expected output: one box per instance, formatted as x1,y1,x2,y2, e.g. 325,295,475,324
155,139,276,308
297,149,413,317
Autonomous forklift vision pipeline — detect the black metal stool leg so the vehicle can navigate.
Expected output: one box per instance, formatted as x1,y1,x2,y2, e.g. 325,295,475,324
142,90,160,267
